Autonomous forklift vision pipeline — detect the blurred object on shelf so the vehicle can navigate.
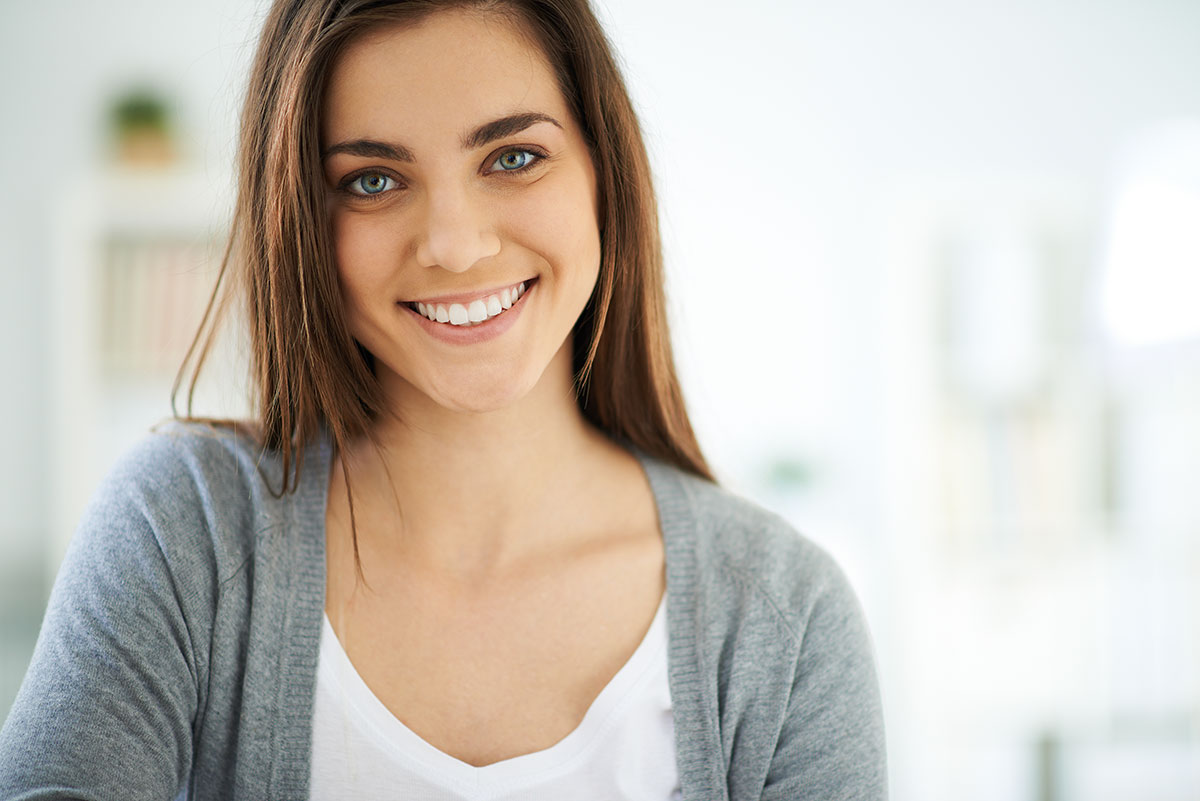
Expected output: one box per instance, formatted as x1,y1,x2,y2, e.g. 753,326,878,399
761,452,818,494
108,87,177,167
1099,119,1200,349
905,180,1101,563
941,224,1047,407
100,235,216,375
1035,729,1061,801
1093,121,1200,584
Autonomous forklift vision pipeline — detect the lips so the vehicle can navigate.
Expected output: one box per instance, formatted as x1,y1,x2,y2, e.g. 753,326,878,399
406,279,532,327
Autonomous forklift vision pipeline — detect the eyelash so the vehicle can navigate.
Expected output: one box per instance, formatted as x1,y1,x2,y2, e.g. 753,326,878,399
339,146,548,201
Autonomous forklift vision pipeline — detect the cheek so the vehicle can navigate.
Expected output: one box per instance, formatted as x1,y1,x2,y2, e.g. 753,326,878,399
331,211,401,309
512,173,602,286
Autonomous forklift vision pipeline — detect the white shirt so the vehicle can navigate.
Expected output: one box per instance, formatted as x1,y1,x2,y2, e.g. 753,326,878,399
309,596,681,800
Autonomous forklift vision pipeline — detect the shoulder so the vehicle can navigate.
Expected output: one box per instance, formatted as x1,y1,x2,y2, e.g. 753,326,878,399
80,420,302,585
641,454,861,646
98,420,279,527
107,419,273,494
636,453,887,793
0,422,314,794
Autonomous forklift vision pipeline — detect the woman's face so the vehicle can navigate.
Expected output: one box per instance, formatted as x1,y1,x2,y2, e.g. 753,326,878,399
321,9,601,416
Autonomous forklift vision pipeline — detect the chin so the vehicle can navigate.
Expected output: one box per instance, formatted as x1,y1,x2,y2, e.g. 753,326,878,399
425,368,546,416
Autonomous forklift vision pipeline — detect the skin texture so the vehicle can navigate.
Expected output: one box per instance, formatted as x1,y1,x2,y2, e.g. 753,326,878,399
319,10,665,766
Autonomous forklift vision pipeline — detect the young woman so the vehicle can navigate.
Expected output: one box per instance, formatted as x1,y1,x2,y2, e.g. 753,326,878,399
0,1,887,798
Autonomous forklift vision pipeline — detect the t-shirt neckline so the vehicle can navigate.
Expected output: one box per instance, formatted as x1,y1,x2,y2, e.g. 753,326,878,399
316,591,668,790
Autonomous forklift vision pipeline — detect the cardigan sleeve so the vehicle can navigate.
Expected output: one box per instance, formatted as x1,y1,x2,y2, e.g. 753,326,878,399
0,440,204,800
760,559,889,800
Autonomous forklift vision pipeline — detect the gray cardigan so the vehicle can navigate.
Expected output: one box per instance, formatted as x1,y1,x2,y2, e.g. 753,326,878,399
0,423,887,800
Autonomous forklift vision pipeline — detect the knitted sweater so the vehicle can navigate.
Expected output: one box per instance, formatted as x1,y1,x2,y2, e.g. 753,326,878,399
0,423,887,800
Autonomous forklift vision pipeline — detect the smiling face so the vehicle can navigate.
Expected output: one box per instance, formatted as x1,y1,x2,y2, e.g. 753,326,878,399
321,9,601,416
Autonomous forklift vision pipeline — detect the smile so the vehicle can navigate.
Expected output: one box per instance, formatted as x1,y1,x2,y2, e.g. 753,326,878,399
407,280,531,327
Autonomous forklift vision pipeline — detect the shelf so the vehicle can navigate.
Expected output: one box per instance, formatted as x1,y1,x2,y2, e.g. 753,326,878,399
48,165,249,574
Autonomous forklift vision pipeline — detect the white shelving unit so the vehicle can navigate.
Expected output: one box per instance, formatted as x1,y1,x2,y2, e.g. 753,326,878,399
49,166,250,574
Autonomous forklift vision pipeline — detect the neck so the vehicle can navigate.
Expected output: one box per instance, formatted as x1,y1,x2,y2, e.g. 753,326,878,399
335,342,621,581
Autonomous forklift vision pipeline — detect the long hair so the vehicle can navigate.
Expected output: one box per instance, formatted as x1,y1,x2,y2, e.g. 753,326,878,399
175,0,713,493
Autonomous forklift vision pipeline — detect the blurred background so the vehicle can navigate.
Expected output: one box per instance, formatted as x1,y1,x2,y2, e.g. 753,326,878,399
1,0,1198,797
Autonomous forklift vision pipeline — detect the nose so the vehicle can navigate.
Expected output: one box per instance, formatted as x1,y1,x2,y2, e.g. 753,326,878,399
414,187,501,273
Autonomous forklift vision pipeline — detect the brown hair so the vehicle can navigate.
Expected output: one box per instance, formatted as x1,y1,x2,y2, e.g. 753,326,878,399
175,0,712,492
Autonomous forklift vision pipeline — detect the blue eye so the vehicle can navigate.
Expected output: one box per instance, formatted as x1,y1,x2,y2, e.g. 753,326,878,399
491,150,538,172
348,172,396,196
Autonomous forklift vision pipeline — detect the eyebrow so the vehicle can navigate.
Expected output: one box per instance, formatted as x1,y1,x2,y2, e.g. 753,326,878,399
321,112,563,162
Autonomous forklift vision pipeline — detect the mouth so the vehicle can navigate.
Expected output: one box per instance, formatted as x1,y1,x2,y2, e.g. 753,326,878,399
404,278,535,328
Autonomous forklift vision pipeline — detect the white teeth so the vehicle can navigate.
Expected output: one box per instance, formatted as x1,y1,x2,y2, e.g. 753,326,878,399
414,281,530,327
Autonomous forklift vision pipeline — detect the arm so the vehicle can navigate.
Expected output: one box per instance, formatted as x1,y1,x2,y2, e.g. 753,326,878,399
761,563,888,801
0,448,201,800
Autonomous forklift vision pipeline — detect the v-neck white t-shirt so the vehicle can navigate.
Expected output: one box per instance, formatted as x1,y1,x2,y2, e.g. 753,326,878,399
309,596,681,800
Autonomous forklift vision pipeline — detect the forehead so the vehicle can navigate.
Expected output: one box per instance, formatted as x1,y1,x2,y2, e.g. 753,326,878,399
322,10,567,146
